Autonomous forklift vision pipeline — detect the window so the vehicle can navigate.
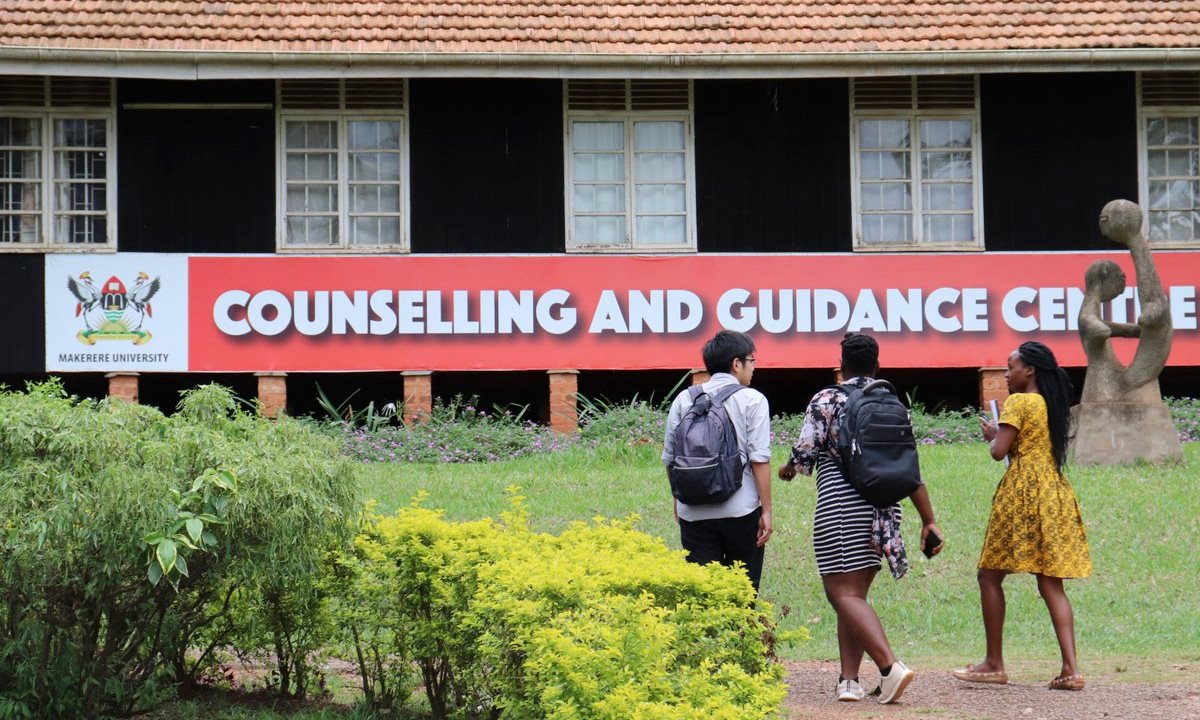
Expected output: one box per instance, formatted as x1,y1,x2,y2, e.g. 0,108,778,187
278,79,407,251
1138,72,1200,245
565,80,696,252
850,76,982,250
0,77,114,250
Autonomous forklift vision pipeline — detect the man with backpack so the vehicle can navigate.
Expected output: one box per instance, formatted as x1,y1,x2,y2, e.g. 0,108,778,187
662,330,773,594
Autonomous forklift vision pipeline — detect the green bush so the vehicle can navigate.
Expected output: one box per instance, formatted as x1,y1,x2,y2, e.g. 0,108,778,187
340,492,789,719
1167,395,1200,442
0,381,358,718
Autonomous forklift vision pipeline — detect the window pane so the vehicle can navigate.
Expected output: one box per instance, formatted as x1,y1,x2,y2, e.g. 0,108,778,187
574,215,624,246
54,215,106,244
1169,179,1198,209
287,153,336,181
636,215,686,245
1167,149,1200,177
635,183,685,213
922,182,972,211
1148,209,1169,240
350,216,400,246
922,151,971,180
923,214,973,244
920,120,972,149
54,150,105,180
54,182,105,212
0,182,39,210
860,151,910,180
861,182,912,211
634,121,685,150
574,153,624,181
0,214,39,243
0,151,40,179
861,214,912,245
287,184,336,212
54,119,105,148
0,118,40,146
1164,117,1198,146
349,121,400,150
573,122,624,151
1148,149,1167,177
634,152,685,182
574,183,625,213
286,216,336,245
351,184,400,213
351,152,400,181
1149,180,1169,209
858,120,910,149
1169,211,1196,241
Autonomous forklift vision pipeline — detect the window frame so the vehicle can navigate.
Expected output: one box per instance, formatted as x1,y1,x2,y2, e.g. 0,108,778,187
849,88,984,252
276,95,409,254
1136,77,1200,247
0,106,117,253
563,87,698,254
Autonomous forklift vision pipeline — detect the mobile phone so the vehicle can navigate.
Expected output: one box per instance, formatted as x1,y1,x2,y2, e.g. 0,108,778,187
922,529,942,559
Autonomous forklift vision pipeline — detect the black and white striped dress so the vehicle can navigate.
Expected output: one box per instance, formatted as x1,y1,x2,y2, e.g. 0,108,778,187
813,457,900,575
790,379,900,576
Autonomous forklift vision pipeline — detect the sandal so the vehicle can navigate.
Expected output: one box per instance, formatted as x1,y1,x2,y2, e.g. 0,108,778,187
1049,674,1085,691
951,664,1008,684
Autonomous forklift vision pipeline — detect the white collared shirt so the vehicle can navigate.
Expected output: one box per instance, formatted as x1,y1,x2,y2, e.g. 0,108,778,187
662,372,771,521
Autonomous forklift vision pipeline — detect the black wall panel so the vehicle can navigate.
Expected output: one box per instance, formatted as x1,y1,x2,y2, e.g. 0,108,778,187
117,80,275,254
981,72,1138,251
695,79,851,252
0,254,44,373
409,79,564,253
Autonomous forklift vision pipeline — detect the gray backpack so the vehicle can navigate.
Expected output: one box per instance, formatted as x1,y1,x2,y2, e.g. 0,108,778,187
668,384,746,505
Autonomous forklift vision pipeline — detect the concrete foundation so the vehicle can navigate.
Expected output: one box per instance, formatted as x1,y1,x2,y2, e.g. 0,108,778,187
1069,401,1183,466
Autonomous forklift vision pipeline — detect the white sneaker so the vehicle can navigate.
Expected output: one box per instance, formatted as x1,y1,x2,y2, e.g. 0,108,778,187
876,659,915,704
836,678,867,701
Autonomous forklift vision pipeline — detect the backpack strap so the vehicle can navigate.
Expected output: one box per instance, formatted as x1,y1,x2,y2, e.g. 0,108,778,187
687,384,706,401
710,383,746,406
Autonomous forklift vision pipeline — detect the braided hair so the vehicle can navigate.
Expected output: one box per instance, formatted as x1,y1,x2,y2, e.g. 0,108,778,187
1017,341,1074,469
840,332,879,378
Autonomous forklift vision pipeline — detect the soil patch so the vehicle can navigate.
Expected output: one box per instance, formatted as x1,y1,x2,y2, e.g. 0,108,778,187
783,660,1200,720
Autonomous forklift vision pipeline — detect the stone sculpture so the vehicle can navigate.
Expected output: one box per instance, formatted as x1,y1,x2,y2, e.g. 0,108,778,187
1071,199,1183,465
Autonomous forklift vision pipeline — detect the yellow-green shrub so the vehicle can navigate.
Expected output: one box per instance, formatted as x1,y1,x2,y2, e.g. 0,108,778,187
340,492,788,719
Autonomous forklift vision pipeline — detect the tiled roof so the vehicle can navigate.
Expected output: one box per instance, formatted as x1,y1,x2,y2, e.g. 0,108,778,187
2,1,1200,55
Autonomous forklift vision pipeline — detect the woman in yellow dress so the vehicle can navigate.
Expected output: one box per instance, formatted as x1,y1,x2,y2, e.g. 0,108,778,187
953,341,1091,691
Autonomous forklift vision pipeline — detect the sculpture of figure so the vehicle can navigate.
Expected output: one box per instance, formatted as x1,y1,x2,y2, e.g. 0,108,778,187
1079,200,1172,403
1071,199,1182,465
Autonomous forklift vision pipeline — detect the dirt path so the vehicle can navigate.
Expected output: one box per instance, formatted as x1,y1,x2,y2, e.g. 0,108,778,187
782,661,1200,720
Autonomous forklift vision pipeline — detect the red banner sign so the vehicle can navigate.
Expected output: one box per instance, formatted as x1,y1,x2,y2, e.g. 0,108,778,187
187,253,1200,372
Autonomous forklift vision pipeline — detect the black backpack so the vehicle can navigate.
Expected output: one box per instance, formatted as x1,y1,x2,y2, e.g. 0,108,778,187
831,380,922,507
667,384,747,505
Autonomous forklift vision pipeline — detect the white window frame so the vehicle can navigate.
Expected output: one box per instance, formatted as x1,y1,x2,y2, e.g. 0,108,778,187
563,85,698,253
276,91,409,254
0,106,117,253
849,84,984,252
1136,74,1200,247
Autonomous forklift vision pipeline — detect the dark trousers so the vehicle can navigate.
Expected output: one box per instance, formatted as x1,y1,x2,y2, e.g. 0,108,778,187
678,507,764,594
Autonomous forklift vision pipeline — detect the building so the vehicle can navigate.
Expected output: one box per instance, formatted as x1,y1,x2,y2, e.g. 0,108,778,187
3,2,1200,428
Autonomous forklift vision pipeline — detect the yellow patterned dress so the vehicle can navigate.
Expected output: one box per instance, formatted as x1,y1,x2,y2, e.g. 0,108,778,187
978,392,1092,578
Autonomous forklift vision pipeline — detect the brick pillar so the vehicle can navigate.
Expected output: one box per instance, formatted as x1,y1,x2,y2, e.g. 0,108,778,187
255,372,287,418
979,366,1008,411
833,367,844,383
402,371,433,425
690,369,710,385
547,369,579,434
106,372,139,404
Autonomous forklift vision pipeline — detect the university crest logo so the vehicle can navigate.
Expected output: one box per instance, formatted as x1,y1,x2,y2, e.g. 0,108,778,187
66,271,162,345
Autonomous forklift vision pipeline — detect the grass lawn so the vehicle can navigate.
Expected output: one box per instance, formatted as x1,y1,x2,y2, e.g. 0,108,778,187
359,442,1200,675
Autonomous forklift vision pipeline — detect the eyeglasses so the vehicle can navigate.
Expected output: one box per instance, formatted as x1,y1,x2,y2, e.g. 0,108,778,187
740,356,757,364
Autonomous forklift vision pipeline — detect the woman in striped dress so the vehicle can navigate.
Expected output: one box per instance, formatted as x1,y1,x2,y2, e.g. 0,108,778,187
779,333,943,705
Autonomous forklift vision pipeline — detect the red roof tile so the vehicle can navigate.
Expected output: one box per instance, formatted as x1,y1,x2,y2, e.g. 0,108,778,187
2,1,1200,55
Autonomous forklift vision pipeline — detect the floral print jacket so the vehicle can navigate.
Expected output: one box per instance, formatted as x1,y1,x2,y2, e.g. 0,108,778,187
788,376,873,475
